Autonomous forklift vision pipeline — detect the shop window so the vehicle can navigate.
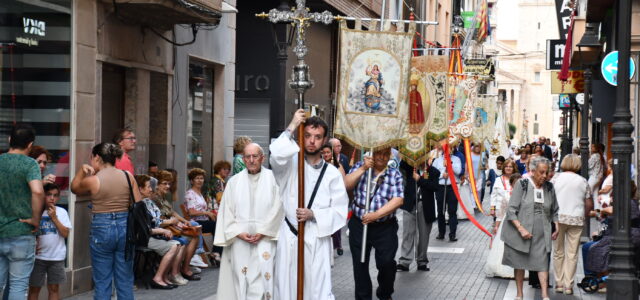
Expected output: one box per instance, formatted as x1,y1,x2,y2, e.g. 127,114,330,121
0,0,72,205
187,61,214,174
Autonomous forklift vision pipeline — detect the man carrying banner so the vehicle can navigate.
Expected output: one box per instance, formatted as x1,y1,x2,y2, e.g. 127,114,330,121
345,148,404,300
270,109,349,300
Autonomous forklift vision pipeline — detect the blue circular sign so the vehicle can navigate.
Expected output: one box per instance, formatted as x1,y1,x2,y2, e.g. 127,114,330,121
601,51,636,86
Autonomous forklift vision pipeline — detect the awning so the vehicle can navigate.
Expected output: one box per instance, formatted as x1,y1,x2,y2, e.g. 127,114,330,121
107,0,222,30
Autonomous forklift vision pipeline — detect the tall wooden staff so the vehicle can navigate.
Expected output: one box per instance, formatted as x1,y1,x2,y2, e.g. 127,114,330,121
258,2,335,299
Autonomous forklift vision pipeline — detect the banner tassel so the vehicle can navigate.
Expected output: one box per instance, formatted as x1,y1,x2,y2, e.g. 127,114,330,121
444,143,492,237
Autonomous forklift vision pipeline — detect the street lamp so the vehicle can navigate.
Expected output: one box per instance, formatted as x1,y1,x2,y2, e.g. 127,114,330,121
270,0,295,137
607,0,638,298
577,23,602,240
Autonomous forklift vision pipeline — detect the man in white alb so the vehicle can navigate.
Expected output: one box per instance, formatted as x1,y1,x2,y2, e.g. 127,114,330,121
270,109,349,300
214,143,284,300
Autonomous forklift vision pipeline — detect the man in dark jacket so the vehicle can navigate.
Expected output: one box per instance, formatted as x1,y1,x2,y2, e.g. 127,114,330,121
397,160,440,271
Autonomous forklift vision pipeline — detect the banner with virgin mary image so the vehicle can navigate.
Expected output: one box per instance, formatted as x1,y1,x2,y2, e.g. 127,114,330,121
471,94,498,145
334,19,416,150
398,55,449,167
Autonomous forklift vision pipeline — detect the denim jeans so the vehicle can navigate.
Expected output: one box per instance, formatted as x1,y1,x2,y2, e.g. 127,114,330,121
0,235,36,300
90,212,133,300
189,221,205,254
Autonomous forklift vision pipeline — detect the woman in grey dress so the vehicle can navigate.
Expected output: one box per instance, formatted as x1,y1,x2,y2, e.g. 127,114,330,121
501,156,559,300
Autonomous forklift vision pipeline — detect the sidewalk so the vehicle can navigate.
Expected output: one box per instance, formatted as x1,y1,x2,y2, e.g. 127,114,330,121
64,211,606,300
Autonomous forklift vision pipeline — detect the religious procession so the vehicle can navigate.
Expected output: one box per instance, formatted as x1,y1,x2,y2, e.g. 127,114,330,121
1,0,640,300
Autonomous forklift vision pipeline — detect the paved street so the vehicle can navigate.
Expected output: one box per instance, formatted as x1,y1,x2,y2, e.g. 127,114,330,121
66,211,606,300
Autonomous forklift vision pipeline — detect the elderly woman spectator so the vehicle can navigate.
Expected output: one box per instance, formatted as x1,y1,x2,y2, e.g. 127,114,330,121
71,143,141,299
208,161,231,209
232,136,252,175
152,170,201,281
501,156,559,300
549,154,592,295
29,145,56,184
135,175,186,288
184,168,221,263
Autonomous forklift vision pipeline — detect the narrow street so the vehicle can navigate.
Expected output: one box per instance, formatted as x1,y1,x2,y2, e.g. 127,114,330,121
66,212,606,300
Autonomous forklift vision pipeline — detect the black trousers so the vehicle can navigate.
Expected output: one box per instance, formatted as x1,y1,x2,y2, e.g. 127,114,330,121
348,217,399,300
435,185,458,237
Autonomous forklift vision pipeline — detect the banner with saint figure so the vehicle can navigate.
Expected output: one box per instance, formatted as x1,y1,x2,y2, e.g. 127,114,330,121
398,56,449,167
334,19,416,150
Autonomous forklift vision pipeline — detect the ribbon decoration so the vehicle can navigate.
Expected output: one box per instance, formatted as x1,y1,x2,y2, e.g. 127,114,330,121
463,138,485,214
443,143,492,237
448,34,463,78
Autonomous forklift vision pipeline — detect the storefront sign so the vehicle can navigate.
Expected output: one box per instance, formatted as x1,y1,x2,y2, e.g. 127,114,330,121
551,70,584,94
16,16,46,46
555,0,573,39
546,39,566,70
463,58,494,77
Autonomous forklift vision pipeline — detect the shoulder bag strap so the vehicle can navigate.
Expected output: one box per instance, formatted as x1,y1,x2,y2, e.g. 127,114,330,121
123,170,134,207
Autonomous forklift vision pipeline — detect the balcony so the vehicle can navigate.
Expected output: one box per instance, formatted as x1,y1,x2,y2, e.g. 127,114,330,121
106,0,222,30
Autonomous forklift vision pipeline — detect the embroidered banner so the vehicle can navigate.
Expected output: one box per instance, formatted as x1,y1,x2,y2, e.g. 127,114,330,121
471,94,498,144
447,77,478,144
334,19,416,150
398,56,448,167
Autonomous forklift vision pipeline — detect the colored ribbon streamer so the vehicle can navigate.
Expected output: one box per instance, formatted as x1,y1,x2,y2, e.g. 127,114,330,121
443,143,492,237
463,138,485,214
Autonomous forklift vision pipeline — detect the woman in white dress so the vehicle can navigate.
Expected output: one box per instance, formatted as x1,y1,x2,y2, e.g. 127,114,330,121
588,144,605,209
485,159,519,278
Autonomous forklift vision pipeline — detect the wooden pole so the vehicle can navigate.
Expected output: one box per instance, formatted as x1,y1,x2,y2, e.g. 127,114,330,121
297,120,305,300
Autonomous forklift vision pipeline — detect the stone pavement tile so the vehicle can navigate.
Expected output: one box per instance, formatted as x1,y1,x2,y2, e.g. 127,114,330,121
64,267,220,300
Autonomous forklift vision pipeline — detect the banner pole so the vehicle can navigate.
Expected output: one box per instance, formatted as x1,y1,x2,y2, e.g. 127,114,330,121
360,148,374,263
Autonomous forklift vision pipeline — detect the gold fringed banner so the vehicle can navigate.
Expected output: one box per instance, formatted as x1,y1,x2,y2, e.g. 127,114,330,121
334,19,416,150
398,56,449,167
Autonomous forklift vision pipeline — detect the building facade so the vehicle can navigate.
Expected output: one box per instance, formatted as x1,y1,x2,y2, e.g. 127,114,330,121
0,0,235,296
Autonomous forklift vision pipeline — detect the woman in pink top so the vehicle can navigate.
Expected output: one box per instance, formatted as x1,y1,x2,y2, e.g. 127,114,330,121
184,168,221,262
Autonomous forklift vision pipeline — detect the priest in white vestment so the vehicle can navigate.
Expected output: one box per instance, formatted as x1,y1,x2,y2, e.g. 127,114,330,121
214,143,284,300
270,109,349,300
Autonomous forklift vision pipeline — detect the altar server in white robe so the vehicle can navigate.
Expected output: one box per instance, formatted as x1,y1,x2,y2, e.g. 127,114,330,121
270,109,349,300
214,143,284,300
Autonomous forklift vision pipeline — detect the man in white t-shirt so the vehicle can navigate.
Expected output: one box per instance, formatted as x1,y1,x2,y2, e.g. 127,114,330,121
28,183,71,300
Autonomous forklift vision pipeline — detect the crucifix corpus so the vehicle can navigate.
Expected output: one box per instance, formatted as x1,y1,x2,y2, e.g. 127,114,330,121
257,1,335,299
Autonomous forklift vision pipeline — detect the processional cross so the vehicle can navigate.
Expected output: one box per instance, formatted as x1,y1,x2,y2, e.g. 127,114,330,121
257,2,336,300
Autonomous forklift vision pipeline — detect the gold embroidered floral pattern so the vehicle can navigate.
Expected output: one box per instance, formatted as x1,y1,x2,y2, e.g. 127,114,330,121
265,292,271,300
264,272,271,280
241,267,247,275
262,252,271,260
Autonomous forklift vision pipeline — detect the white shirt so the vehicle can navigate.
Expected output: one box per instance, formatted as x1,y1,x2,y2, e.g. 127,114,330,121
37,206,72,261
551,172,591,226
432,155,462,185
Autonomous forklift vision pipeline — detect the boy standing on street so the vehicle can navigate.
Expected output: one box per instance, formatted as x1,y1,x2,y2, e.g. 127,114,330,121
28,183,71,300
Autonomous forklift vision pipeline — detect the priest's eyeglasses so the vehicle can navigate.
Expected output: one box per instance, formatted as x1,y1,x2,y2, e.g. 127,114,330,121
243,154,263,160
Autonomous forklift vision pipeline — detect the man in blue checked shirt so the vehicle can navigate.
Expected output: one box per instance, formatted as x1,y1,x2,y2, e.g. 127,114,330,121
432,144,463,242
345,148,404,300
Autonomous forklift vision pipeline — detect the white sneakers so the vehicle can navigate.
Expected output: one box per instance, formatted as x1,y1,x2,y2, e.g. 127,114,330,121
190,254,208,268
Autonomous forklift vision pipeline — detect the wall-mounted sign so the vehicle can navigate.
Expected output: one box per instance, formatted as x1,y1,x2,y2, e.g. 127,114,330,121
551,70,584,94
559,94,571,108
555,0,573,39
463,58,495,78
546,39,566,70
